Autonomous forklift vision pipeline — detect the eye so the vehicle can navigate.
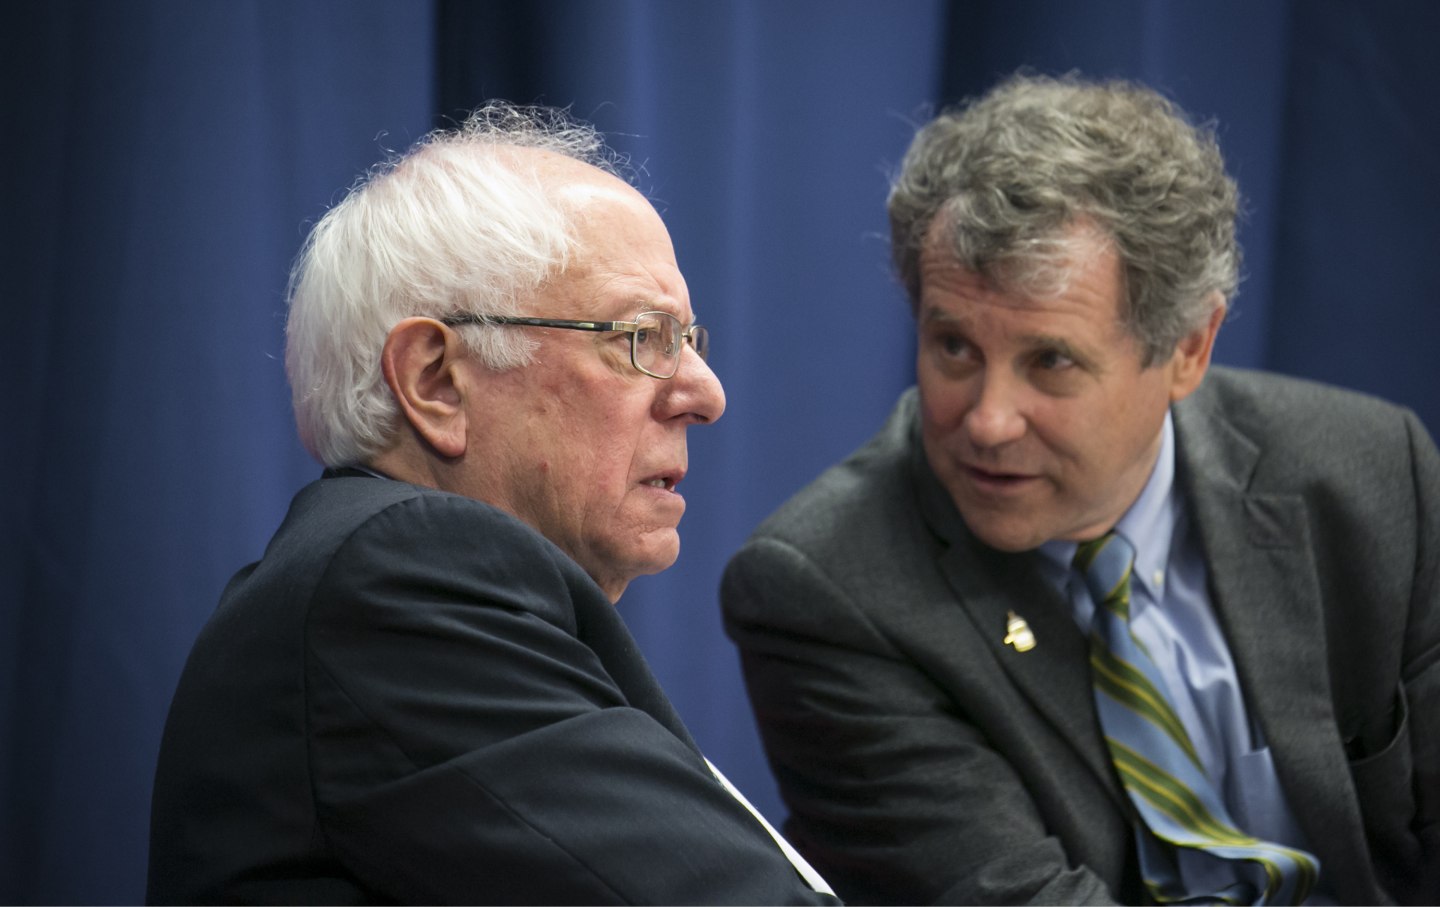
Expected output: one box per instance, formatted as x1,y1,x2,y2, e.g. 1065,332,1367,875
921,326,980,378
926,328,971,360
1034,348,1076,371
1028,346,1090,396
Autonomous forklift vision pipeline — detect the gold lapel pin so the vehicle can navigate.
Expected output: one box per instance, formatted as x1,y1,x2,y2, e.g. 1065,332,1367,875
1004,611,1036,652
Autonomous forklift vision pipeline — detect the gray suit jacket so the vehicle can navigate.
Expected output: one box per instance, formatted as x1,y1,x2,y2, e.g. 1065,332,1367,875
722,367,1440,905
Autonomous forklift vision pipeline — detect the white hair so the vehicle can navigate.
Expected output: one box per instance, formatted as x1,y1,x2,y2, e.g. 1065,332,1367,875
284,103,623,467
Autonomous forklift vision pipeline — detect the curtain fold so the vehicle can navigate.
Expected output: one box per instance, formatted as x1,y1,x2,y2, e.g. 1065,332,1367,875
5,1,1435,901
3,3,436,902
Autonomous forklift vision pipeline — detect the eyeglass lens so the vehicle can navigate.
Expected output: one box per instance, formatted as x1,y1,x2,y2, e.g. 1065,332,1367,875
633,312,707,377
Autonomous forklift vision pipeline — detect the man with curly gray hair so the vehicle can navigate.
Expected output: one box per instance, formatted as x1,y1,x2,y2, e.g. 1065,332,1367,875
724,73,1439,905
147,103,836,905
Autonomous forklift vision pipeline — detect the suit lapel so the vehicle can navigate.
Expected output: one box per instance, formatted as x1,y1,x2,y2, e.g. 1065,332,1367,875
1175,390,1371,901
912,434,1128,810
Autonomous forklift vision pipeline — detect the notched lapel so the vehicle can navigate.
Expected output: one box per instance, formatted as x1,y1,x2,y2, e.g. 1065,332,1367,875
1191,484,1334,760
1177,394,1373,900
1242,495,1306,548
912,440,1126,808
937,542,1127,808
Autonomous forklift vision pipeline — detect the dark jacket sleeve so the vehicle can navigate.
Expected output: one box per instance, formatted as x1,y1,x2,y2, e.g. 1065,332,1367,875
722,534,1120,906
304,493,834,905
1388,411,1440,903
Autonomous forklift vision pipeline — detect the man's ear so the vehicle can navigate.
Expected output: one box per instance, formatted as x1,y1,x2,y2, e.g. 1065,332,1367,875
1168,295,1226,402
380,317,470,458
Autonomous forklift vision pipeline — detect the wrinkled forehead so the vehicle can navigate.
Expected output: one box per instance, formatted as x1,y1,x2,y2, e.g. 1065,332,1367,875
921,212,1119,302
491,146,659,240
521,157,686,317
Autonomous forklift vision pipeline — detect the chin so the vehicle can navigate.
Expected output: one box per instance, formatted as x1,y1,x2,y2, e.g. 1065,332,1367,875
957,512,1048,553
642,546,681,576
618,537,681,581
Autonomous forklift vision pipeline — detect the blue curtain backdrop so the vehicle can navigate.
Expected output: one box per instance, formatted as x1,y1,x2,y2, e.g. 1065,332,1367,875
4,1,1437,902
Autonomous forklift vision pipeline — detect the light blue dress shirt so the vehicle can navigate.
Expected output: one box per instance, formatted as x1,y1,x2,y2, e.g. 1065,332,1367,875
1036,413,1328,903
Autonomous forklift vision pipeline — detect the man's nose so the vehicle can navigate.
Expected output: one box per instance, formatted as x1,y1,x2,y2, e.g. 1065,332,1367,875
664,344,726,425
962,373,1026,448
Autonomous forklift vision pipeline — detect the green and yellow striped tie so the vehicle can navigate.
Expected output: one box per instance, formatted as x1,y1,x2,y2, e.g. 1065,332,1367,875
1078,532,1318,905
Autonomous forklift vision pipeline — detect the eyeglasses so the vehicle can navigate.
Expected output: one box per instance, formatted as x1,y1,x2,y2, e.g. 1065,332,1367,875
440,310,709,379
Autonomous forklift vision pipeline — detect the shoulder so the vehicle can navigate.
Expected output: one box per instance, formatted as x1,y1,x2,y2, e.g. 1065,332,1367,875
753,388,924,550
1176,368,1440,566
290,474,549,546
291,474,573,562
239,475,604,633
322,479,571,567
1179,366,1426,481
1188,366,1414,438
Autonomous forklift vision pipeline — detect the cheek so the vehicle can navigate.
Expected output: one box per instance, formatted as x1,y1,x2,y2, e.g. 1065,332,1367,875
1024,402,1082,454
553,383,666,511
1065,396,1164,485
587,428,650,497
1099,379,1168,443
917,373,973,433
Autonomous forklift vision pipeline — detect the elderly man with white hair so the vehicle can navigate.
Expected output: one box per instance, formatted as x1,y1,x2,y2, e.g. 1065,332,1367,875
147,104,834,906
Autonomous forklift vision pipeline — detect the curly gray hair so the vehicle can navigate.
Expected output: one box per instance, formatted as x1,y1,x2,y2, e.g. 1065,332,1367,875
285,103,625,468
888,73,1239,364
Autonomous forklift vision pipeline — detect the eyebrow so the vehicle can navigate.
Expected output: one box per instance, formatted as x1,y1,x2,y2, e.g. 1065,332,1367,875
920,306,957,325
1025,333,1099,371
636,301,700,326
616,295,678,316
1028,333,1082,357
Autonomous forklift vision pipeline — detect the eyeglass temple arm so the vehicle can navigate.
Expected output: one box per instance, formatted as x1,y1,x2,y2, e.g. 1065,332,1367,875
439,313,635,333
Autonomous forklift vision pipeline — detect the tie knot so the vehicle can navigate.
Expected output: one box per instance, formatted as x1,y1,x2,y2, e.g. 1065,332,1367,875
1073,532,1136,619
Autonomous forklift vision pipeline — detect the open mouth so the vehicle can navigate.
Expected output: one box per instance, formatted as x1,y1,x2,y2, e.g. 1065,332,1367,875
964,464,1037,488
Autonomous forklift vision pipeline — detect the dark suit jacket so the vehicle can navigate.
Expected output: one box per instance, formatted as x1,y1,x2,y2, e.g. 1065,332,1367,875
722,367,1440,905
148,471,835,905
